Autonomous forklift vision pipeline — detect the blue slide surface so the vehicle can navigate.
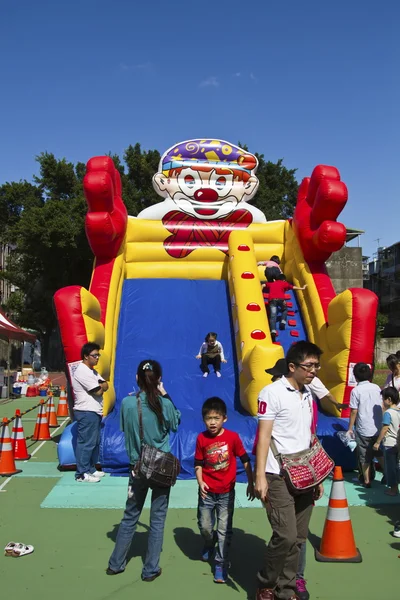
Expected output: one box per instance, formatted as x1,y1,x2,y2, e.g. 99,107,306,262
100,279,257,478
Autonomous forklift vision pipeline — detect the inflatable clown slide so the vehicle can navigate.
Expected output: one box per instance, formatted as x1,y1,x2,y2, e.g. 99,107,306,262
54,139,378,475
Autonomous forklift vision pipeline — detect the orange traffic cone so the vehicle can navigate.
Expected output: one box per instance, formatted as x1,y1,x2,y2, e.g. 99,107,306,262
0,418,22,476
46,393,59,428
56,387,69,418
11,410,31,460
315,466,362,563
32,401,52,441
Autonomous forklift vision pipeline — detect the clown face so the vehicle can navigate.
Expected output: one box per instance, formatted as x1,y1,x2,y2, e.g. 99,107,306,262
153,166,259,219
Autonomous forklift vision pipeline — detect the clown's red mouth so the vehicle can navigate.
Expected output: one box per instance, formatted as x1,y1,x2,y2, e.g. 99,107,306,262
194,207,219,216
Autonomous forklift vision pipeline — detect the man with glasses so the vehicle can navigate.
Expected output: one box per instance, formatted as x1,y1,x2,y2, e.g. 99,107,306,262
72,342,108,483
254,341,324,600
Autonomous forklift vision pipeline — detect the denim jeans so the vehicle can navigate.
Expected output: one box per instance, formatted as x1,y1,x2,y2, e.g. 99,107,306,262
269,300,287,333
108,472,170,578
383,445,399,487
197,489,234,567
74,410,101,478
296,541,306,579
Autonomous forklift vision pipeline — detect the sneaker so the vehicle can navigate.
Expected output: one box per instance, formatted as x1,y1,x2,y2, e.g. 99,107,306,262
296,577,310,600
213,564,227,583
201,532,217,561
106,567,124,575
256,588,275,600
142,568,162,582
279,320,286,330
393,521,400,538
92,470,106,478
203,372,209,378
76,473,100,483
215,371,222,378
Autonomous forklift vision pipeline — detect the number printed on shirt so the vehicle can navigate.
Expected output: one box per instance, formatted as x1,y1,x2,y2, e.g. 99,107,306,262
258,400,267,415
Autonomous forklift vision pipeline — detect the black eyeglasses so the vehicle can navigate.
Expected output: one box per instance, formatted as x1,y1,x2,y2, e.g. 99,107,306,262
89,354,101,359
295,362,321,372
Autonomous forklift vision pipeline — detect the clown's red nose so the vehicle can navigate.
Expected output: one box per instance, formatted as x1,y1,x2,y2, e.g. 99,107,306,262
194,188,219,203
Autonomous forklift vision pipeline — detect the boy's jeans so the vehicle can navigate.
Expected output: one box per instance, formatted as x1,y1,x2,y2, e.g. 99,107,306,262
108,472,170,578
269,300,287,332
197,489,235,567
383,445,399,487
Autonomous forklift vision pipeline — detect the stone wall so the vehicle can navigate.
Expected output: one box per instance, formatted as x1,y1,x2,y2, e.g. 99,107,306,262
374,338,400,365
325,246,363,294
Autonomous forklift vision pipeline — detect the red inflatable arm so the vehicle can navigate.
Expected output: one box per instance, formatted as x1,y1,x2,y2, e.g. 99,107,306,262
293,165,348,264
84,156,128,259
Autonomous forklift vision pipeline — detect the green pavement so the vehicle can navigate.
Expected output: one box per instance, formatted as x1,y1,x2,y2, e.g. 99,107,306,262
1,396,399,600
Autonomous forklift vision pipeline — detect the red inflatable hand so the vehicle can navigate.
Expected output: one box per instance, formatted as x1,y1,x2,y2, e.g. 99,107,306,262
293,165,348,264
83,157,128,259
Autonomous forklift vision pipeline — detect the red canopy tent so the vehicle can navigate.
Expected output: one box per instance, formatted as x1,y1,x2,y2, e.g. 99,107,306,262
0,310,36,398
0,309,36,343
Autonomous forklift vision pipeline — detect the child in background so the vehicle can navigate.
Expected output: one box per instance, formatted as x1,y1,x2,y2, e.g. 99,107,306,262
195,397,254,584
263,274,307,339
373,387,400,496
196,332,227,378
257,255,282,281
347,363,383,488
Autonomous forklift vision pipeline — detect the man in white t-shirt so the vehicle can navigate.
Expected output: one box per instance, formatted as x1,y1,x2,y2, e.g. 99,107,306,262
347,362,383,488
72,342,108,483
254,341,325,600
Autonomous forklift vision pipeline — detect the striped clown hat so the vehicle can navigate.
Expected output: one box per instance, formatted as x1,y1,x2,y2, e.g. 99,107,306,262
160,139,258,180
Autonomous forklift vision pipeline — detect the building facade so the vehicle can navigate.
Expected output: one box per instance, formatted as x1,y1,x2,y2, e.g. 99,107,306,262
365,242,400,336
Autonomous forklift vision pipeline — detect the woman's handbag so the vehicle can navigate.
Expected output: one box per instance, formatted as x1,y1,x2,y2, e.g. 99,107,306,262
134,395,180,488
270,434,334,494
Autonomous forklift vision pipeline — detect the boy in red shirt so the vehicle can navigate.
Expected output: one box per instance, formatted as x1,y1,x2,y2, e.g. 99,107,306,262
263,273,306,340
195,397,254,584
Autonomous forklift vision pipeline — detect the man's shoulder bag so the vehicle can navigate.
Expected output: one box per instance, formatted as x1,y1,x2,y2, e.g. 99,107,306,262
270,434,334,494
134,394,180,488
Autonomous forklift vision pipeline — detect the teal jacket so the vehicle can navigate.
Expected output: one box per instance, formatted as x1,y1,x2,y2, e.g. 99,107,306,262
120,391,181,464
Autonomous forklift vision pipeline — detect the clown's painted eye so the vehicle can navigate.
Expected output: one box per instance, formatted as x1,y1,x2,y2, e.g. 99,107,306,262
184,175,196,188
209,171,234,197
178,168,202,196
216,176,226,190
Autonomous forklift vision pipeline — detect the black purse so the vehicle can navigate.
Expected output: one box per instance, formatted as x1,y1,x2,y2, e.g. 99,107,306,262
134,394,180,488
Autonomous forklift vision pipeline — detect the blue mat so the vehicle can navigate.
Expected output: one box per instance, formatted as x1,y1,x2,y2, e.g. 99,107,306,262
40,471,400,509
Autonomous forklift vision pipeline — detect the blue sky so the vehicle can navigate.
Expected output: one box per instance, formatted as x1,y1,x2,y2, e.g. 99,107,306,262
0,1,398,259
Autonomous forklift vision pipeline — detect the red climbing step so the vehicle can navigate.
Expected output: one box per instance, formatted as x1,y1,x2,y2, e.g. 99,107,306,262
287,310,295,316
286,302,293,308
290,330,299,337
288,319,297,327
284,294,291,299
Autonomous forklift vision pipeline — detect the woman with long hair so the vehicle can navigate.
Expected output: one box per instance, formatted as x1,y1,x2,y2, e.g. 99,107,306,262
384,355,400,391
107,359,180,581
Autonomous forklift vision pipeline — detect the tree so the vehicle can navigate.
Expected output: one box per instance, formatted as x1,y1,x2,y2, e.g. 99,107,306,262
2,153,93,364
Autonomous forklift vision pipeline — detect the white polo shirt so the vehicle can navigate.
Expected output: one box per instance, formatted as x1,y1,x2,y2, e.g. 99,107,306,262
258,376,313,475
72,362,104,416
308,376,329,399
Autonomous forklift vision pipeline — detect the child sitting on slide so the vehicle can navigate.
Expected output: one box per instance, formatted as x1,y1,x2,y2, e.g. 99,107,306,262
262,273,306,340
196,332,227,378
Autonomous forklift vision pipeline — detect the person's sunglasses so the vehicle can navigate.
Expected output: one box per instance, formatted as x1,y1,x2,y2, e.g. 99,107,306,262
89,354,101,359
295,362,321,372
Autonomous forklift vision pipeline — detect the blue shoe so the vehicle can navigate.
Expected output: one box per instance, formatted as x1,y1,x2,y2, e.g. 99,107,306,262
201,532,217,561
214,564,227,583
